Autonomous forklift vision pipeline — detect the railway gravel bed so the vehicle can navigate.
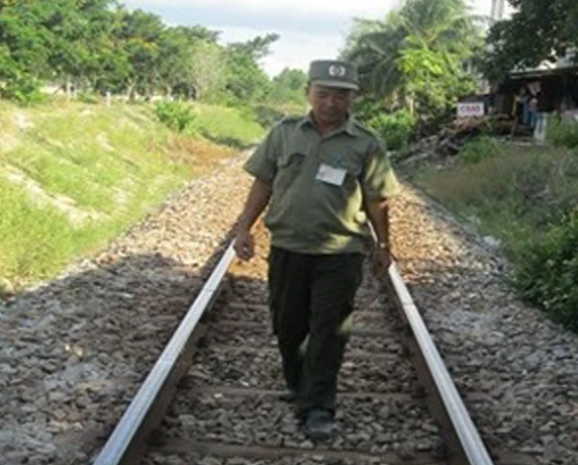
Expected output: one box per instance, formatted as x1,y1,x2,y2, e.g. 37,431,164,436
145,243,445,464
185,346,417,394
390,191,578,464
0,150,576,464
0,156,253,465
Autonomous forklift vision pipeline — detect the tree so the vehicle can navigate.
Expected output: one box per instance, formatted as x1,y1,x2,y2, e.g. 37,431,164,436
484,0,578,81
228,33,279,61
224,34,279,103
342,0,480,119
87,7,131,94
0,0,124,99
0,2,284,107
270,67,307,105
188,39,227,100
0,0,54,98
46,0,118,94
155,26,196,97
113,8,166,98
341,14,406,102
181,25,220,44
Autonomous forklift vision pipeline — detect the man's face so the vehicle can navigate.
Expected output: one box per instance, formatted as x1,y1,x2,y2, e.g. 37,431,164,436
307,84,354,126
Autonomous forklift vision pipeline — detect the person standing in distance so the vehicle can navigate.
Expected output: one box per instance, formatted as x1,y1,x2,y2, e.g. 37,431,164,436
234,59,399,441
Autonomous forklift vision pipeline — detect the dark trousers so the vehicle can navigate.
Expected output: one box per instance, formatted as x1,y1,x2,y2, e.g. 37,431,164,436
268,247,364,416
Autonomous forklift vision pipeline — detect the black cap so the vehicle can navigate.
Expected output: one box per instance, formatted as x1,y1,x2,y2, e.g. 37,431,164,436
308,59,359,90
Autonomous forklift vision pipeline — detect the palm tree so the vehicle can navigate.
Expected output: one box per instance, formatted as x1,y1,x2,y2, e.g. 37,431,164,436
342,0,481,115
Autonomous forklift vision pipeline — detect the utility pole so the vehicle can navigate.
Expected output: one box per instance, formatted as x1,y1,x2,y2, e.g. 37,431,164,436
490,0,506,24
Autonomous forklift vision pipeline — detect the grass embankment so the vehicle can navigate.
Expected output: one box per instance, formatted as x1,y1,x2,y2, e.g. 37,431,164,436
0,100,265,295
411,131,578,331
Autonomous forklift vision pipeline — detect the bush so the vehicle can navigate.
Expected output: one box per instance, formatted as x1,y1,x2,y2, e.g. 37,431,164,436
78,92,100,105
366,109,416,151
548,118,578,149
252,104,287,128
192,103,264,148
515,213,578,331
459,136,505,164
0,75,47,105
154,101,197,133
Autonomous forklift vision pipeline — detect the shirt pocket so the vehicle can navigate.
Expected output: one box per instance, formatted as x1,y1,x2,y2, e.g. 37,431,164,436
274,151,306,194
340,157,362,178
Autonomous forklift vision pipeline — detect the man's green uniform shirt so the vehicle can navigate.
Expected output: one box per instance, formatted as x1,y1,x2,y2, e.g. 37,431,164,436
244,113,400,255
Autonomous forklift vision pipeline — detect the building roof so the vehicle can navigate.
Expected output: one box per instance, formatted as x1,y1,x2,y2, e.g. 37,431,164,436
508,65,578,81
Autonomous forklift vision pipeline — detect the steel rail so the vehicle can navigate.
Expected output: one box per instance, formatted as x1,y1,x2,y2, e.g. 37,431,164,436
386,261,494,465
93,244,236,465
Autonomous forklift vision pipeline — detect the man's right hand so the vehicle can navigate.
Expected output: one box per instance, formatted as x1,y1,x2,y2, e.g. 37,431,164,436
377,247,393,270
232,179,272,261
234,229,255,261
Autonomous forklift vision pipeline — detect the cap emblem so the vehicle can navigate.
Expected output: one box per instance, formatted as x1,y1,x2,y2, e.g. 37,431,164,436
328,65,346,77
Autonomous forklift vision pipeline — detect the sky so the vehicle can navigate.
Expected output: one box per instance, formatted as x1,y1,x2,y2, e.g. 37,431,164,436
122,0,508,77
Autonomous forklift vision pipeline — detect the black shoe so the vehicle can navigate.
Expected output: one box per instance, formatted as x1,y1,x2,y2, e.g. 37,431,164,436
304,408,334,441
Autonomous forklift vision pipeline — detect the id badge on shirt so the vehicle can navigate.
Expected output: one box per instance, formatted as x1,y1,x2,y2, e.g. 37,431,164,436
316,163,347,186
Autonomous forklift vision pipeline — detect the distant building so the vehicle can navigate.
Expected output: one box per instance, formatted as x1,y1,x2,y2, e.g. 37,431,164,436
492,51,578,116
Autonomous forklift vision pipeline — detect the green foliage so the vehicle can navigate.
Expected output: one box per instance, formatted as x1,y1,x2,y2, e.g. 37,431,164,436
516,214,578,331
0,100,254,289
269,68,308,106
0,1,54,81
342,0,481,123
398,37,476,118
252,104,287,128
192,103,265,148
366,109,416,150
155,26,197,96
418,145,578,221
228,33,280,61
484,0,578,81
188,40,228,100
0,178,77,284
117,8,166,97
154,101,197,133
0,3,287,108
415,143,578,332
78,92,100,105
0,74,46,104
155,101,264,146
0,0,122,99
225,48,273,104
459,136,506,164
0,101,203,287
548,118,578,149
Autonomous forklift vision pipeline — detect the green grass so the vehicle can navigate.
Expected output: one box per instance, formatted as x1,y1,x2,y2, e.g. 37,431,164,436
0,179,76,282
412,140,578,331
191,103,265,148
415,144,578,252
459,136,506,164
3,103,191,213
0,100,260,293
548,118,578,149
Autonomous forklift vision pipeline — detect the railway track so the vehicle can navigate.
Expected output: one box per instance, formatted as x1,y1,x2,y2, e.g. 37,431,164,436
91,225,527,465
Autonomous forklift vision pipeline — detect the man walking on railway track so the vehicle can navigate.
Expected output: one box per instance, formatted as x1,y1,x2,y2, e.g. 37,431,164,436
234,59,399,441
